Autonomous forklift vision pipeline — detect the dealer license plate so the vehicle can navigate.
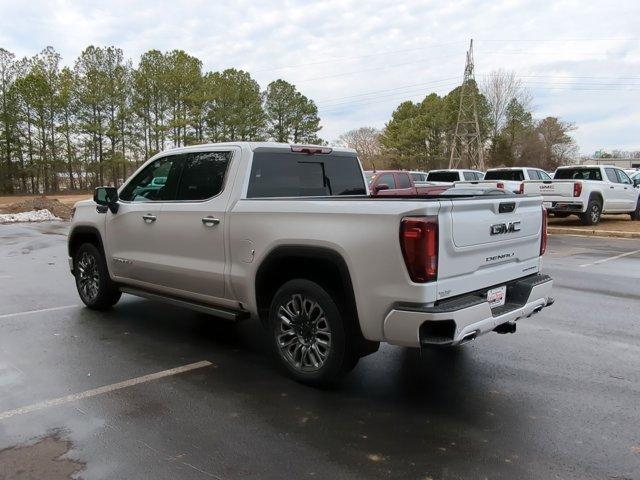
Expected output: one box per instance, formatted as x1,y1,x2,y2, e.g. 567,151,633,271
487,286,507,309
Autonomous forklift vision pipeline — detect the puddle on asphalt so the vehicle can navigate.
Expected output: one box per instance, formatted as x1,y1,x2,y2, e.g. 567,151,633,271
0,433,85,479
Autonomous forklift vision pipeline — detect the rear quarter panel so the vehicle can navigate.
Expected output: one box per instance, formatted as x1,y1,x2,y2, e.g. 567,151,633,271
227,198,442,341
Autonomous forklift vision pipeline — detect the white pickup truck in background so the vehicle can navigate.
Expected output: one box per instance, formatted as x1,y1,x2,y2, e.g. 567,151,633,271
523,165,640,225
455,167,552,193
425,169,485,185
68,142,554,385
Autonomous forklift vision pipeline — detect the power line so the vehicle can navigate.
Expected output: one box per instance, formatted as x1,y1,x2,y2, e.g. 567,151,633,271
251,41,465,73
316,77,459,105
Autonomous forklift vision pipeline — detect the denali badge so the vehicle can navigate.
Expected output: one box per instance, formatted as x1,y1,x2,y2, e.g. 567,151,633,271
486,252,514,262
490,221,521,235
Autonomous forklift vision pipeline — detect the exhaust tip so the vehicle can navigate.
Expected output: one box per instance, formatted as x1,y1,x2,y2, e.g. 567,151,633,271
459,331,478,345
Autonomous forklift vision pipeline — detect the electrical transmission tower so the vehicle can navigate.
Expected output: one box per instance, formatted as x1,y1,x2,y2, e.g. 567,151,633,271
449,39,484,170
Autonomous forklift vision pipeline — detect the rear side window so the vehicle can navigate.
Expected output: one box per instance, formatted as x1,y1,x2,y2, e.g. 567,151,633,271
397,173,411,188
376,173,396,189
604,168,618,183
176,151,232,200
427,171,459,182
484,170,524,181
555,168,603,181
247,152,366,198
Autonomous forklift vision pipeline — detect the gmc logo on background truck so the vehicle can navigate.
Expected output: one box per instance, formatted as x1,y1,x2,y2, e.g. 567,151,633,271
490,221,521,235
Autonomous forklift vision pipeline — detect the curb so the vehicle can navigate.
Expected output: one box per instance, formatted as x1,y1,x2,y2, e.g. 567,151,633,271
548,226,640,239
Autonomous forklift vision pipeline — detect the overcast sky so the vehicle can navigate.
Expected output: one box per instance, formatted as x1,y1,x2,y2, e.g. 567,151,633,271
1,0,639,153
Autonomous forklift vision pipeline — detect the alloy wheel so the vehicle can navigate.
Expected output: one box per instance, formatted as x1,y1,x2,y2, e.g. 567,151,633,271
77,251,100,302
276,294,332,372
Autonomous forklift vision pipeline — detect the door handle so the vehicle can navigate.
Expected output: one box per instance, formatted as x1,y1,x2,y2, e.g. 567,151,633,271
610,186,615,189
142,214,157,223
202,216,220,227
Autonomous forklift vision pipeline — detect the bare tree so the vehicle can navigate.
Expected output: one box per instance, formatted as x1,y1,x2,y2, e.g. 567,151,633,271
336,126,381,170
482,69,531,140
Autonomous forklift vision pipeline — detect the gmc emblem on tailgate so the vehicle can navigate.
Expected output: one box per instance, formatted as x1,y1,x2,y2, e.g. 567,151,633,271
490,221,521,235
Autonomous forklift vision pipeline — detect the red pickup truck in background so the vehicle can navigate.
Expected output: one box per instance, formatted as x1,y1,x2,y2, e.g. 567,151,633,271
366,170,449,196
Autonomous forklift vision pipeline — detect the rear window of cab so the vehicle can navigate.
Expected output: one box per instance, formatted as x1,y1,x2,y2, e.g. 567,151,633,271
247,152,367,198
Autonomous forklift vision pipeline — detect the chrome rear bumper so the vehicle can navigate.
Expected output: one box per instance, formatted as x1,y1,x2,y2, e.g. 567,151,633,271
383,274,553,347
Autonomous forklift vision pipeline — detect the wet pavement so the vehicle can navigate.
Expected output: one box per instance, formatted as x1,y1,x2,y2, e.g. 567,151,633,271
1,222,639,479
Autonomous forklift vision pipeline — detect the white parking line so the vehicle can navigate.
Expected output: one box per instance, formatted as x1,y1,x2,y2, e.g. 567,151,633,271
0,305,79,319
579,249,640,268
0,360,213,421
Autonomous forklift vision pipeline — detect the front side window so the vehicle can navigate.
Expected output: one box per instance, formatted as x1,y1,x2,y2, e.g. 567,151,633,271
247,152,366,198
463,171,476,181
539,171,552,180
176,151,232,200
615,169,632,185
120,155,182,202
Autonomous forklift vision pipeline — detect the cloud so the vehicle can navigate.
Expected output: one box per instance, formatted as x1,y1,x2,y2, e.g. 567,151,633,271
1,0,639,152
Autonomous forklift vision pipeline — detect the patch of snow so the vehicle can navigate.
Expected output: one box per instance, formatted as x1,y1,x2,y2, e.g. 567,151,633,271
0,209,62,224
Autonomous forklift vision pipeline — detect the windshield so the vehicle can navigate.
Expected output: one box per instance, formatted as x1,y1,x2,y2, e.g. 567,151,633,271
554,168,603,181
484,170,524,181
427,171,459,182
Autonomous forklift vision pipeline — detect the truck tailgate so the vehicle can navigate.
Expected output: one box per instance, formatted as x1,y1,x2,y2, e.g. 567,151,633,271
436,195,543,300
522,180,575,198
454,180,521,192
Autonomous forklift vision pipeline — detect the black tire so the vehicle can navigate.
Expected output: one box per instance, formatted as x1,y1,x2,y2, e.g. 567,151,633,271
74,243,121,310
580,197,602,225
268,279,357,386
630,199,640,221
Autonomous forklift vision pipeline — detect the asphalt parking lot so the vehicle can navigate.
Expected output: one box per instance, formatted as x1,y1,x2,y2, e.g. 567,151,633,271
1,222,639,480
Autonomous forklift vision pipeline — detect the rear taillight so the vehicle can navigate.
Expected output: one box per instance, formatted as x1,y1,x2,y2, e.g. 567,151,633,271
400,216,438,283
518,182,525,194
573,182,582,197
540,206,548,256
496,182,505,189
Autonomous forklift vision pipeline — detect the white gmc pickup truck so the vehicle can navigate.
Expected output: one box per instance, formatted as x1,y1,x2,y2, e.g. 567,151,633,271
68,142,554,385
456,167,552,193
523,165,640,225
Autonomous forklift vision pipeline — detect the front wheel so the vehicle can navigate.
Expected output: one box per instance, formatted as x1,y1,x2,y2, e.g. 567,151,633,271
269,279,357,386
580,198,602,225
74,243,121,310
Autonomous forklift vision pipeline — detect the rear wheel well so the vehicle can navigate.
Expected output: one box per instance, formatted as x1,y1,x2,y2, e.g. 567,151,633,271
589,192,603,206
255,246,376,355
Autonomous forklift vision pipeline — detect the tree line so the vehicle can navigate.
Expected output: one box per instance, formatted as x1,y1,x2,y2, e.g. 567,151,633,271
0,46,321,194
338,70,577,172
